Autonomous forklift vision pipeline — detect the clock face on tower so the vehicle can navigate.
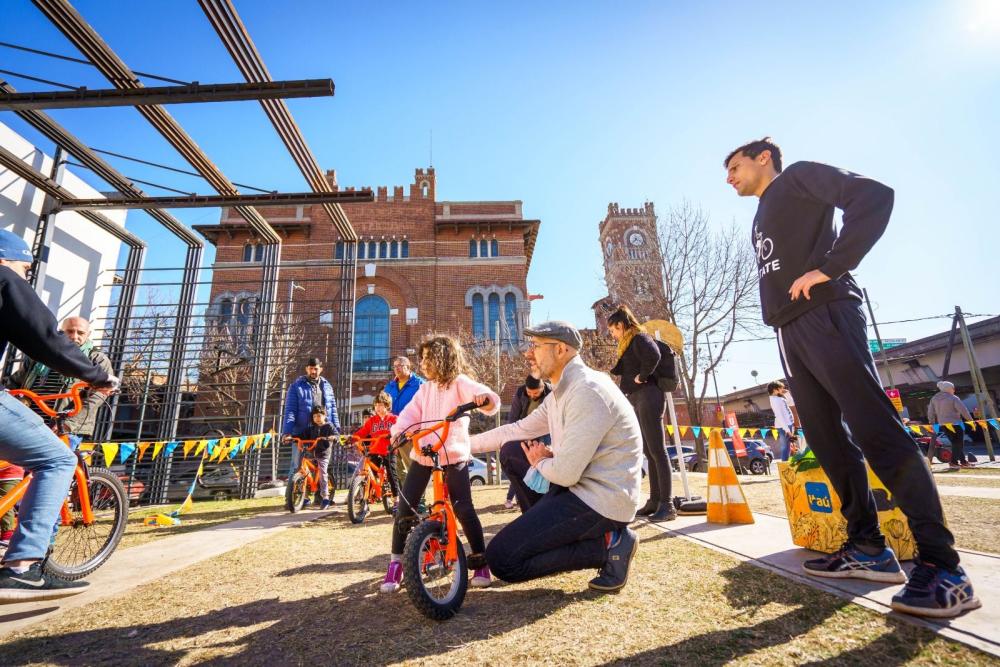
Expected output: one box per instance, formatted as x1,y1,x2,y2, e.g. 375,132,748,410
628,232,645,247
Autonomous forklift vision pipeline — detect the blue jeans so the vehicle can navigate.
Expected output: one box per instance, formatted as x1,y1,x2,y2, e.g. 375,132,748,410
777,429,791,461
0,391,78,562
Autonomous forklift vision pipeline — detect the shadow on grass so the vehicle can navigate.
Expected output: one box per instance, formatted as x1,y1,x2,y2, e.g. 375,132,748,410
0,578,585,665
601,561,931,667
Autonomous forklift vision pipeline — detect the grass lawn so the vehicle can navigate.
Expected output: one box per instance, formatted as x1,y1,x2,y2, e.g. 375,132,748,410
0,487,992,666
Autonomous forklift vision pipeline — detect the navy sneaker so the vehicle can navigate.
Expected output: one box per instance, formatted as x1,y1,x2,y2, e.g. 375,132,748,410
0,562,89,603
891,560,981,618
589,528,639,592
802,542,906,583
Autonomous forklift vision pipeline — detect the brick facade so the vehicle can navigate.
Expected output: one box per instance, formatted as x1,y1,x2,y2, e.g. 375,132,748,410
195,168,539,427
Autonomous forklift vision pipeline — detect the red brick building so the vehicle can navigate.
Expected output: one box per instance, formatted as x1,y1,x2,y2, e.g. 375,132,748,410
195,167,540,425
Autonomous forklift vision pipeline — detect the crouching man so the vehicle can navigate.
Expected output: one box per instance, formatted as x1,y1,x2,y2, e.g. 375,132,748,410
471,321,643,592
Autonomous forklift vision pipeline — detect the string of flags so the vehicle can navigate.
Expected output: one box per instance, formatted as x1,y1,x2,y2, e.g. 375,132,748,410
666,419,1000,440
78,432,275,468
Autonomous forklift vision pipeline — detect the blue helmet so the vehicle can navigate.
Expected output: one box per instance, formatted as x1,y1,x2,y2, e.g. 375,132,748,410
0,229,32,262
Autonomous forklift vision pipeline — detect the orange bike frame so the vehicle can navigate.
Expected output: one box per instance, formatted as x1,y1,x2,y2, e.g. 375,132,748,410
2,382,96,526
351,436,392,502
403,418,459,564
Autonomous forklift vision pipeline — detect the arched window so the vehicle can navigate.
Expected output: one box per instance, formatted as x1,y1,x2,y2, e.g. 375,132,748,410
335,241,344,260
480,240,489,258
243,244,253,262
401,240,409,258
358,242,366,259
390,241,398,259
472,294,485,340
504,293,518,344
354,295,390,373
379,241,387,258
255,245,263,261
234,296,259,357
368,241,377,259
469,240,477,257
487,293,501,340
491,239,499,257
420,181,429,197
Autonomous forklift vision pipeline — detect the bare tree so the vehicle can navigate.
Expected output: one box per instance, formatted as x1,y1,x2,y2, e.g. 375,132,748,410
614,200,764,456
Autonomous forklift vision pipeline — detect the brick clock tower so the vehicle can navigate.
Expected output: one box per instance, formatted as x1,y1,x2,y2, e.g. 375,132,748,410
592,202,666,333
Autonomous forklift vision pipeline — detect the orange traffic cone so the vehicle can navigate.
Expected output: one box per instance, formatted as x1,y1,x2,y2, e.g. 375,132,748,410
706,429,754,524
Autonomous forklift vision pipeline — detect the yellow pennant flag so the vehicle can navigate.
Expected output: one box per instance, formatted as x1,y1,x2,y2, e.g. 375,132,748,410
747,428,758,438
213,441,231,462
137,441,151,461
152,442,165,460
944,423,956,433
704,427,716,437
680,426,689,438
666,425,675,436
965,421,977,431
194,439,209,457
909,426,922,435
101,443,119,468
183,440,197,458
739,428,749,437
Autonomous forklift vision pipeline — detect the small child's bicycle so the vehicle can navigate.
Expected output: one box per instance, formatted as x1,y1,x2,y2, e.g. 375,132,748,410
1,382,127,579
391,401,479,621
284,437,335,513
346,435,396,524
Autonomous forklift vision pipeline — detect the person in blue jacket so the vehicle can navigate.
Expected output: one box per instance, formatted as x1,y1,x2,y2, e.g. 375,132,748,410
383,356,424,488
283,357,339,477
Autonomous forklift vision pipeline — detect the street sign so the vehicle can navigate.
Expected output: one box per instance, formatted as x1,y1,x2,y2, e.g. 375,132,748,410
885,388,903,412
869,338,906,355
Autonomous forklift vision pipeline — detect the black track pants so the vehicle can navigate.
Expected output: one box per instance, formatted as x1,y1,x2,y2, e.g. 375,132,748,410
777,299,958,569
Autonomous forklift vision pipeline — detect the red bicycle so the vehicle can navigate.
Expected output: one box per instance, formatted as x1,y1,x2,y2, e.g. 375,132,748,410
1,382,128,579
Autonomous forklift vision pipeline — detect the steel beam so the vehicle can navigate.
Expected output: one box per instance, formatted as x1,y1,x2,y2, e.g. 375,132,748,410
0,78,335,110
58,189,374,211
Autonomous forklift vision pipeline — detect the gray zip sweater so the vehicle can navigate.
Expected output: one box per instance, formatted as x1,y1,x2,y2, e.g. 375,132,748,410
927,392,972,426
471,355,642,522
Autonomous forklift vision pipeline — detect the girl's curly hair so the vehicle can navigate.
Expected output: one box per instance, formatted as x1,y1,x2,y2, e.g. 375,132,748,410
417,335,472,388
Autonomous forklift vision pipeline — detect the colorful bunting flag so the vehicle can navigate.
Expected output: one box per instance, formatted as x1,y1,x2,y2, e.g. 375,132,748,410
118,442,136,464
183,440,197,458
679,426,689,438
152,442,165,459
944,423,956,433
691,426,701,438
666,425,675,436
101,443,118,467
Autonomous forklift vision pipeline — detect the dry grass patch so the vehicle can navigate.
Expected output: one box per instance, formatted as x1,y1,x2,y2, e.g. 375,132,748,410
0,487,992,666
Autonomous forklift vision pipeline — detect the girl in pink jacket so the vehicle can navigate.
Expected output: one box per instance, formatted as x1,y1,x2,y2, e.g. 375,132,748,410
381,335,500,593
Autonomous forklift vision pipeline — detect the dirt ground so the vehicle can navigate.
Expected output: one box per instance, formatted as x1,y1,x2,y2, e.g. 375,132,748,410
0,487,993,666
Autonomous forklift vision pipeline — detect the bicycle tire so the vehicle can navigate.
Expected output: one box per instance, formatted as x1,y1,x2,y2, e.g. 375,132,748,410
43,467,128,581
286,472,308,513
381,480,394,515
347,475,369,524
402,520,468,621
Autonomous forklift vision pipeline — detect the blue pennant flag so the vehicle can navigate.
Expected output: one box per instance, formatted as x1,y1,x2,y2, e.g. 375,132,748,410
932,424,940,434
163,441,180,458
229,437,248,459
119,442,136,464
725,428,734,437
261,433,272,448
989,418,999,431
691,426,701,438
206,439,219,457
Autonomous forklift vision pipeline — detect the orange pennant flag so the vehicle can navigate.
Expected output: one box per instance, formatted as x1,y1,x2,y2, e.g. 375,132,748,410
137,441,151,461
679,426,689,438
923,425,934,434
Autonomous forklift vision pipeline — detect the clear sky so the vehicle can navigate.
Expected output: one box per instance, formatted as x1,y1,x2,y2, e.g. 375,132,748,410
3,0,999,394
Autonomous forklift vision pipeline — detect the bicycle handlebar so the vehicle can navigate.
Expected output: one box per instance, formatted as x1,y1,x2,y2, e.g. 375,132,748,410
283,435,344,452
390,402,481,456
8,381,89,418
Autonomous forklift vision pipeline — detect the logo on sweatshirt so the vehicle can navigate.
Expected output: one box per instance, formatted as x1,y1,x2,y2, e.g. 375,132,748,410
755,230,781,278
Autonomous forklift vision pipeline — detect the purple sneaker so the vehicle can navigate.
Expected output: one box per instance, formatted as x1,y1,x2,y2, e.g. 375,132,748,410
471,565,492,588
380,560,403,593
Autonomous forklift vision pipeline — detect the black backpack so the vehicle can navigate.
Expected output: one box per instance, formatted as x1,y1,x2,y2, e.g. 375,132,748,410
652,339,678,392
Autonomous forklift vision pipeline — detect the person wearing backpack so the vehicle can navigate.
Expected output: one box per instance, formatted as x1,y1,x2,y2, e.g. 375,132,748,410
608,305,676,522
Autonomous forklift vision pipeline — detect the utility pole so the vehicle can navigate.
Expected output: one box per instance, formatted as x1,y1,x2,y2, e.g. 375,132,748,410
863,288,895,389
956,306,996,461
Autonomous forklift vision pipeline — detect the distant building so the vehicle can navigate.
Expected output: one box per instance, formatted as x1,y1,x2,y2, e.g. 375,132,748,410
0,121,125,340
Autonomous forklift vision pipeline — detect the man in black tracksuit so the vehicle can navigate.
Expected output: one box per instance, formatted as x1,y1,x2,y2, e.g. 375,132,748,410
724,138,979,619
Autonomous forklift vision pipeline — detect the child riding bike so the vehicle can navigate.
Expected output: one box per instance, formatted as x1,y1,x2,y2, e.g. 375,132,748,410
0,230,118,602
352,391,400,500
301,405,337,509
381,335,499,593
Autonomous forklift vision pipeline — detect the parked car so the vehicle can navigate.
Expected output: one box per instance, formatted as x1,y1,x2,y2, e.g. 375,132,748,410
667,446,698,472
165,465,241,502
682,439,773,475
469,457,491,485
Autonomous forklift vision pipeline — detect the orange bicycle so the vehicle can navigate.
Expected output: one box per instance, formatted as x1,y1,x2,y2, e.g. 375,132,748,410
346,435,396,524
391,401,479,620
284,437,336,513
1,382,128,580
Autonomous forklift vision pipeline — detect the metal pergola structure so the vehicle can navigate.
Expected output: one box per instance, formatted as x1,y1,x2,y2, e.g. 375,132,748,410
1,0,361,501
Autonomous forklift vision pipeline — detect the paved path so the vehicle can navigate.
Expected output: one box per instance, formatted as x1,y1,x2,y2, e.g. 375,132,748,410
0,507,339,636
644,511,1000,658
934,485,1000,499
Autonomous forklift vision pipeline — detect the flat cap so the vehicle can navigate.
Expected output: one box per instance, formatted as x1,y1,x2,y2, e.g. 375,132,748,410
523,320,582,349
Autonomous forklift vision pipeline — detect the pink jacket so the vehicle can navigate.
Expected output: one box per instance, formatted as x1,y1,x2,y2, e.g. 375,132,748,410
391,374,500,467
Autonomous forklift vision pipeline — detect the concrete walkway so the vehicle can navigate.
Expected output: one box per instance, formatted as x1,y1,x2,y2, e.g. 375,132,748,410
0,507,339,636
934,485,1000,499
644,511,1000,658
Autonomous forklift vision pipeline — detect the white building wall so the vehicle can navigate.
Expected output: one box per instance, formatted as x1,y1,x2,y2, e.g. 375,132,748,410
0,121,126,340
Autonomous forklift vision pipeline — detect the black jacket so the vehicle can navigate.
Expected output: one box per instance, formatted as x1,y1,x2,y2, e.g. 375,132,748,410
0,266,109,386
302,422,337,457
506,381,553,424
751,161,894,328
611,332,660,396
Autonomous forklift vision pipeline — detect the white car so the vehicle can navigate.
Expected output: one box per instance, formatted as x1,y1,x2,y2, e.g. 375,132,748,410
469,457,490,485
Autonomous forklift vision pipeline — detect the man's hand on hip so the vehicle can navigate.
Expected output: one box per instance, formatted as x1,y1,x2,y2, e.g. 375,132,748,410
521,439,553,467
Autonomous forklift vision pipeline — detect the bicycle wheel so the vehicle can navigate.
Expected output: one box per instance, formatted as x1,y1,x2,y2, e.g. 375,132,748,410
347,475,370,524
44,467,128,581
382,480,394,515
402,520,468,621
286,472,308,513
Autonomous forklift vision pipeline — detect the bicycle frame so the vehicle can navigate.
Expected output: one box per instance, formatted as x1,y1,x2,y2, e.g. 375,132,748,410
287,438,325,493
351,436,392,502
1,382,96,526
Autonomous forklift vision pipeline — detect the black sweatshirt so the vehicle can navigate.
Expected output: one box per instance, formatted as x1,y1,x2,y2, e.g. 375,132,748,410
610,332,660,396
0,266,110,386
751,161,894,328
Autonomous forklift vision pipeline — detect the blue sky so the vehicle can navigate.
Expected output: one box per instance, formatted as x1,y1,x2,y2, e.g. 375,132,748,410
3,0,999,393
